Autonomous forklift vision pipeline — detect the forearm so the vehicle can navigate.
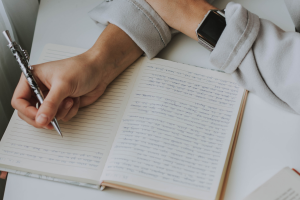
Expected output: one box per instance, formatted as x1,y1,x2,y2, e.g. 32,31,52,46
146,0,216,40
84,24,143,86
89,0,218,59
88,0,300,114
89,0,172,59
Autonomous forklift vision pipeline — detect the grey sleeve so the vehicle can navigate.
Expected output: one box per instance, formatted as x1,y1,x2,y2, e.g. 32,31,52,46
88,0,213,58
88,0,172,59
89,1,300,114
210,2,300,114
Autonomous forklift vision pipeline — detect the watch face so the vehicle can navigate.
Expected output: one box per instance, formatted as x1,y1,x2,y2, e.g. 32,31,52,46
197,11,226,47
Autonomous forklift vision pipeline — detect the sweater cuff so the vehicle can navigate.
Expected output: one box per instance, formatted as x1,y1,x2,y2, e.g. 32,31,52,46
210,2,260,73
88,0,171,59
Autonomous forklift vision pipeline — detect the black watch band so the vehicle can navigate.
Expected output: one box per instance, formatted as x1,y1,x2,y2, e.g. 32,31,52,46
196,10,226,51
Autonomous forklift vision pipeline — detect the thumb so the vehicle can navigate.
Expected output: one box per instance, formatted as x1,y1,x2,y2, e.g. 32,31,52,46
35,83,69,127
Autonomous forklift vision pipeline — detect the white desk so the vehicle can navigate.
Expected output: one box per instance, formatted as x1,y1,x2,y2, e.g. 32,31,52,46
4,0,300,200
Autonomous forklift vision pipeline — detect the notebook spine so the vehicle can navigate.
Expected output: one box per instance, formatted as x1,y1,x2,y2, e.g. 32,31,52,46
0,167,100,189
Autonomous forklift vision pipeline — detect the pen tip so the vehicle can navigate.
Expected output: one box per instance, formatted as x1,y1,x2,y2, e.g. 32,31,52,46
58,131,63,138
51,118,63,138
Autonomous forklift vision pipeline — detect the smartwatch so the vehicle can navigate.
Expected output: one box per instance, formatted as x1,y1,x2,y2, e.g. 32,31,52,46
195,10,226,51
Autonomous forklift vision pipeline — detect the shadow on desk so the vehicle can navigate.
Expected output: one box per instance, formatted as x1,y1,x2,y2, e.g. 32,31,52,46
0,128,7,200
0,178,6,200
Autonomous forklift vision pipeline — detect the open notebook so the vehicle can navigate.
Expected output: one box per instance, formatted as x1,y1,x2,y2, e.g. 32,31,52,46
0,44,247,200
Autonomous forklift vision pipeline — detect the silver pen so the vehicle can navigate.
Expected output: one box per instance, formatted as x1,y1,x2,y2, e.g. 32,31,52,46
3,30,63,137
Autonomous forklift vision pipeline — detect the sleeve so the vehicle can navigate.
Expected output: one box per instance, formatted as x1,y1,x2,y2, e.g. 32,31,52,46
210,2,300,114
88,0,172,59
89,0,215,59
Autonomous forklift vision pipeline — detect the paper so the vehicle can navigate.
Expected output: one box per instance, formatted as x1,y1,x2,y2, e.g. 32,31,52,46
101,58,245,200
244,167,300,200
0,44,139,184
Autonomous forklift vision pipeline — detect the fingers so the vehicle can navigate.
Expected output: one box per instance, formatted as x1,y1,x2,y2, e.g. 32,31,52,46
62,97,80,122
18,112,53,130
35,82,70,127
44,96,79,122
80,94,101,108
12,74,79,127
56,98,74,120
12,75,53,129
12,75,35,114
79,86,106,107
12,75,41,126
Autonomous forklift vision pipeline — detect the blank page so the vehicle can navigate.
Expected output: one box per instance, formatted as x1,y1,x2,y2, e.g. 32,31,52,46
101,58,245,200
0,44,140,184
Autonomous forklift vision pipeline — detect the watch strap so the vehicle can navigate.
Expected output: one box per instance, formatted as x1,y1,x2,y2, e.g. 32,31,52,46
197,37,214,51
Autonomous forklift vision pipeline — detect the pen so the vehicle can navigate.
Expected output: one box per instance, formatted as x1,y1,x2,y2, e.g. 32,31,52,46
3,30,63,137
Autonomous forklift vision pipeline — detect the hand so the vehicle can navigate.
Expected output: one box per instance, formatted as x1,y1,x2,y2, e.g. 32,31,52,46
11,24,143,129
12,53,104,129
146,0,216,40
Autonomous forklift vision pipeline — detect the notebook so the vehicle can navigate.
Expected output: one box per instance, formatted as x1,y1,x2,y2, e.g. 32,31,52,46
0,44,248,200
244,167,300,200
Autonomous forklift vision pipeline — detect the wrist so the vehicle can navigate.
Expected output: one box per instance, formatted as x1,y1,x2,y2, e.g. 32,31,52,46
179,1,217,40
146,0,217,41
82,45,116,87
82,24,143,87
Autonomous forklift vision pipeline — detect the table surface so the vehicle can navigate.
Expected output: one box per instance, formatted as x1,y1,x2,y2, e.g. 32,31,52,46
4,0,300,200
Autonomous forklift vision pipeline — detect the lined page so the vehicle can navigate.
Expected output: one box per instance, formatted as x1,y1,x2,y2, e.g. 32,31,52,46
101,58,245,200
0,44,140,184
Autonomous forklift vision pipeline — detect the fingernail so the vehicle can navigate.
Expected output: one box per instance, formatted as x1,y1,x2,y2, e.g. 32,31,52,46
43,127,48,130
36,114,48,125
65,100,73,109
